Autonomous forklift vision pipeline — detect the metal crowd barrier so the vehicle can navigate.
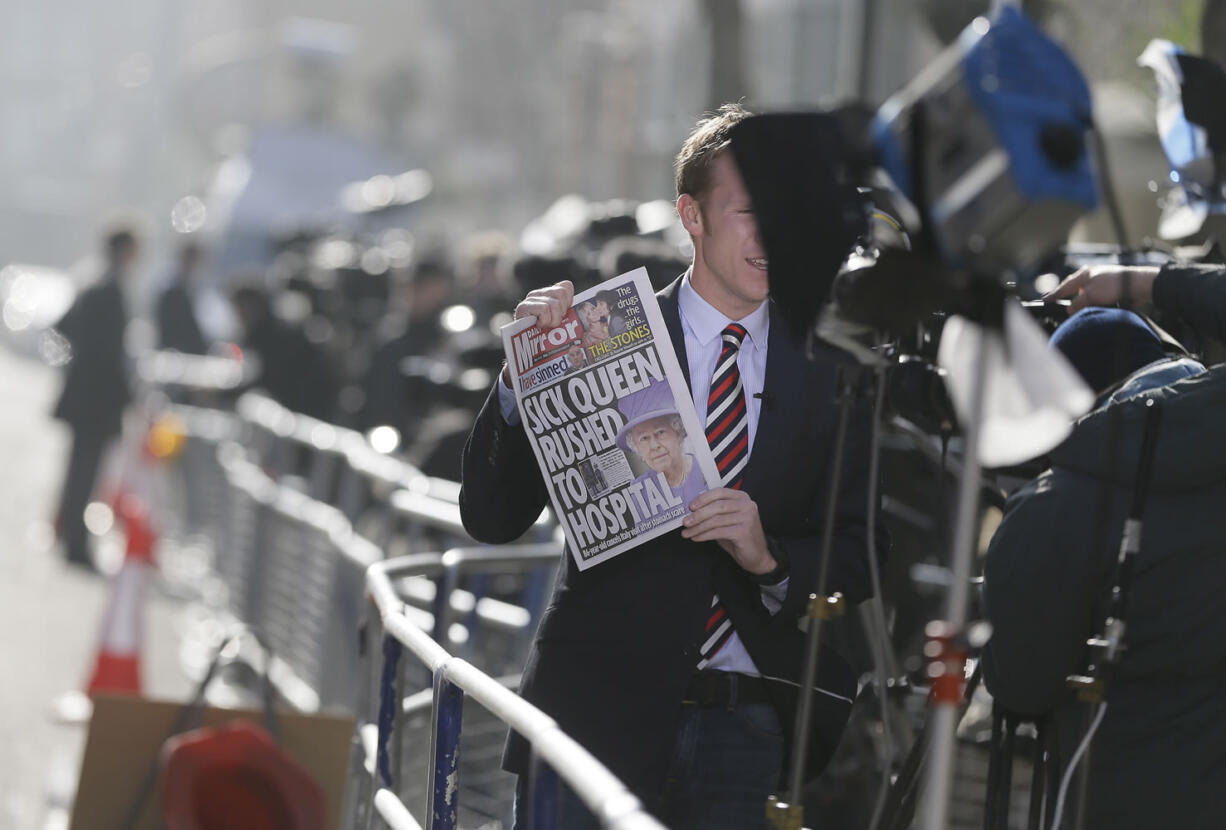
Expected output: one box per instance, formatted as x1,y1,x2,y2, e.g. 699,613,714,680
173,437,537,715
231,393,502,557
356,554,666,830
156,389,557,713
134,358,652,826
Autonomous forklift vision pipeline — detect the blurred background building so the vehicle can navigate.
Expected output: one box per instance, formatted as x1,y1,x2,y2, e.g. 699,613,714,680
1,0,929,280
0,0,1215,293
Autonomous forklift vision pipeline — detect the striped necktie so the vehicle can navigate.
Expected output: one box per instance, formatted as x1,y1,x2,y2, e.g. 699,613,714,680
697,323,750,667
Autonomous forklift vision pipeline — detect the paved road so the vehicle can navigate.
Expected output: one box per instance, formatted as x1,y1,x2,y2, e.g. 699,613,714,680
0,342,192,829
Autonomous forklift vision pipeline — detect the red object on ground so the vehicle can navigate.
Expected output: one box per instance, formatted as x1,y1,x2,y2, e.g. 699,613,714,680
161,721,327,830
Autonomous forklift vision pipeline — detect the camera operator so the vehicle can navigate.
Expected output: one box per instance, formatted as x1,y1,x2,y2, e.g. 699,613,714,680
981,301,1226,828
460,103,883,829
1048,262,1226,344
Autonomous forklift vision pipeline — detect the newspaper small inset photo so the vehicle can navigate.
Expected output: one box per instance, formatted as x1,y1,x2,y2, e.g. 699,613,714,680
577,451,632,500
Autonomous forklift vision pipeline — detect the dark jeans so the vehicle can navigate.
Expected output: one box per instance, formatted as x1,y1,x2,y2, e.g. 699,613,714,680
58,430,111,563
514,702,784,829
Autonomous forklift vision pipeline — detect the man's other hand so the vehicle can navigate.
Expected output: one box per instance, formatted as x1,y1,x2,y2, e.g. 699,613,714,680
682,488,774,575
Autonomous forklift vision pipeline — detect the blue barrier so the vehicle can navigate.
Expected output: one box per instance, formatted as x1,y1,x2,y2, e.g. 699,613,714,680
364,555,666,830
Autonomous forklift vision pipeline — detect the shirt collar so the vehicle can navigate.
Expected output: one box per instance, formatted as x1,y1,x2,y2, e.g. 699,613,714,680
678,270,770,351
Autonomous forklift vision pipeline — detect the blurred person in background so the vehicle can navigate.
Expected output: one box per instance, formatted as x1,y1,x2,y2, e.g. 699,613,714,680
598,234,692,292
458,230,516,330
357,257,453,439
51,224,140,570
510,252,586,298
155,239,210,355
229,278,338,422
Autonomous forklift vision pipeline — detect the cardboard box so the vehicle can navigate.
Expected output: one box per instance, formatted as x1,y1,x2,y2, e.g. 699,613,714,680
71,695,355,830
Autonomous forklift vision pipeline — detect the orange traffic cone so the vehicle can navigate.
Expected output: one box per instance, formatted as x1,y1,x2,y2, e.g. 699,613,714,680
99,413,174,531
85,496,157,698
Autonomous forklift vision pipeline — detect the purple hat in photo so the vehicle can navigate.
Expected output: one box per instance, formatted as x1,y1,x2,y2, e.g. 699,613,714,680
615,380,682,452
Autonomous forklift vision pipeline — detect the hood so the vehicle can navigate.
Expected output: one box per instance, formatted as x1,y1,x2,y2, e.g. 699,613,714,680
1052,362,1226,491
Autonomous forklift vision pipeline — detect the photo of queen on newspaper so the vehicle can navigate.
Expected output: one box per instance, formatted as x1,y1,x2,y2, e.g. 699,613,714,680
616,379,707,519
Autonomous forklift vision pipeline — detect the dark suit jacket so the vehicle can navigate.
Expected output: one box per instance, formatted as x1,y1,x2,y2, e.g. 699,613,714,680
53,273,130,437
237,316,338,422
156,279,208,354
459,276,881,806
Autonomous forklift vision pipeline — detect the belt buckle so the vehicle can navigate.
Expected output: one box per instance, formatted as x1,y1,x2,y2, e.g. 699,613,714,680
682,673,703,706
724,672,739,710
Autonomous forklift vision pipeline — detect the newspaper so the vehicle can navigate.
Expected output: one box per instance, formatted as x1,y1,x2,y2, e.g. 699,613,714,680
501,268,721,571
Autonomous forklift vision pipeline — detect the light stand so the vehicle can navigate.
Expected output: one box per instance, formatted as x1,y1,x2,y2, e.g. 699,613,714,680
876,661,983,830
765,360,872,830
916,332,991,830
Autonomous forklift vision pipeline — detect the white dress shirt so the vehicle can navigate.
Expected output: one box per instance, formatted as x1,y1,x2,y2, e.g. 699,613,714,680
498,274,786,675
677,274,783,675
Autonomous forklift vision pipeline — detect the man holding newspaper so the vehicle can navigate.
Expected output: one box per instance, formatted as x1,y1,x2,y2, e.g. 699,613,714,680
460,103,881,829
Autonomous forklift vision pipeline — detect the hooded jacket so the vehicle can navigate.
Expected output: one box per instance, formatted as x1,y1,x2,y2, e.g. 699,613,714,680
983,363,1226,828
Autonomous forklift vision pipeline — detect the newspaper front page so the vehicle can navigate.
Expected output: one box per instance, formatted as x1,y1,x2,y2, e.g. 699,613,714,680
501,268,721,571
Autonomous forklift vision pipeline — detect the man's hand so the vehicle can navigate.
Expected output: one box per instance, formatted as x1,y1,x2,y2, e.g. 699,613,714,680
515,279,576,328
500,280,576,387
682,488,774,575
1043,265,1160,313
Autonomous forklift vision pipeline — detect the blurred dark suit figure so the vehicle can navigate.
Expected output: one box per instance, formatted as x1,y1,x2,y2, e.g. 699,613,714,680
53,226,139,569
155,240,209,354
230,282,338,422
358,260,451,438
459,231,515,330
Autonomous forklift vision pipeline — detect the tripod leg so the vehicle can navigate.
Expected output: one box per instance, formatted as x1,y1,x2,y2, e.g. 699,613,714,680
884,660,986,830
996,715,1016,827
879,720,928,830
1045,725,1063,829
984,710,1004,830
1028,718,1049,830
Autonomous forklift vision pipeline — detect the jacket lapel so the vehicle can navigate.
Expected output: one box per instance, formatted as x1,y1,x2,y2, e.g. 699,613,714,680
656,276,692,392
739,302,806,495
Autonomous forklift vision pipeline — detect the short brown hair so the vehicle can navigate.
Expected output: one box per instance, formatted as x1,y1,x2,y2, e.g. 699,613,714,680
674,102,753,201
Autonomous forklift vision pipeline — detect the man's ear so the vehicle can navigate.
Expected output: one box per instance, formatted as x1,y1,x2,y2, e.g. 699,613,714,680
677,194,703,237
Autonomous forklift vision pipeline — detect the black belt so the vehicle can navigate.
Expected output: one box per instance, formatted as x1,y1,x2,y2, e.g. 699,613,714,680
682,670,773,708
